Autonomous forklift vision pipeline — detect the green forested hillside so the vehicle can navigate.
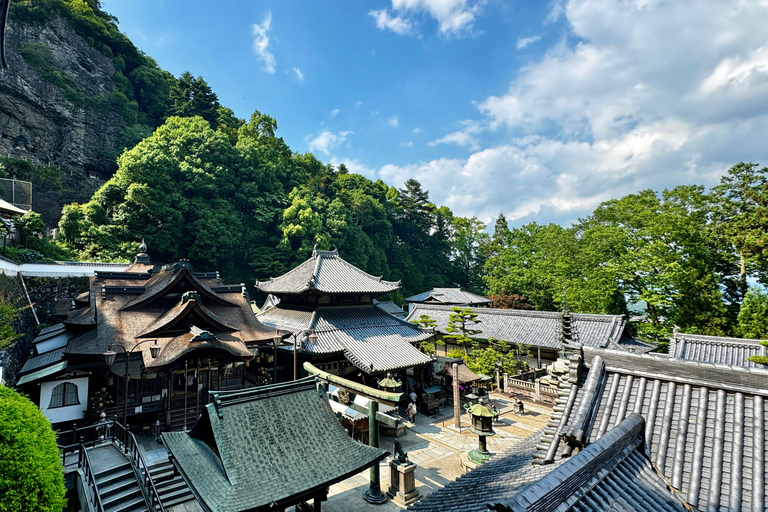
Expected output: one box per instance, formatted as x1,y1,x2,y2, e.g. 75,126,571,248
6,0,768,343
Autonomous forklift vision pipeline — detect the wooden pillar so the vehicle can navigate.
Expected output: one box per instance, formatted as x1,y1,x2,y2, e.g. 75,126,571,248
195,361,200,416
537,347,542,369
206,358,211,403
452,363,461,430
183,361,189,431
217,364,221,391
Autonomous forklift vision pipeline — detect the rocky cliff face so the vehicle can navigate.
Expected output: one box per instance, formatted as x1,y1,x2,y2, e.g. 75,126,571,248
0,16,128,225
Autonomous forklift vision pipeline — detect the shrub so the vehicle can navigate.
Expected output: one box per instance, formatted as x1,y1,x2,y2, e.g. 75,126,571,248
0,387,66,511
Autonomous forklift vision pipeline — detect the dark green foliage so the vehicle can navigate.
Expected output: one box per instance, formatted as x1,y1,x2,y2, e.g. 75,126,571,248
0,292,21,349
167,72,220,127
0,387,66,511
444,307,482,354
738,287,768,339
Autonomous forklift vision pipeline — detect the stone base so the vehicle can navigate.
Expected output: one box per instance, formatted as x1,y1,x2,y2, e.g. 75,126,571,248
387,460,421,507
381,423,408,437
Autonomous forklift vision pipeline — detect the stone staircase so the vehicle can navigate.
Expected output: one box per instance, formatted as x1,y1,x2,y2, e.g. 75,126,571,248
94,460,148,512
147,460,196,509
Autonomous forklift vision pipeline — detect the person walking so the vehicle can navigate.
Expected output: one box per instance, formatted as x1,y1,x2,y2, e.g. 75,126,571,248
407,401,417,423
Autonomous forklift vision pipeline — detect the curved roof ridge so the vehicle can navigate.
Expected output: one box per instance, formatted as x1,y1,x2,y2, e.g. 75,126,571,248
137,296,238,338
121,265,238,310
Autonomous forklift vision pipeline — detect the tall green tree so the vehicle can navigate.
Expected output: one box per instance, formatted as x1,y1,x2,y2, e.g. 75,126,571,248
738,287,768,339
167,72,220,127
444,307,482,355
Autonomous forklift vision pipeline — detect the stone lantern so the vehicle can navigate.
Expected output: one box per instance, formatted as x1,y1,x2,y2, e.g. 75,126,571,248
464,397,499,464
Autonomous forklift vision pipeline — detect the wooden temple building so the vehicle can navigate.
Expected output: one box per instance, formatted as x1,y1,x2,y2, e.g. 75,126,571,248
15,244,278,430
163,378,388,512
255,248,433,388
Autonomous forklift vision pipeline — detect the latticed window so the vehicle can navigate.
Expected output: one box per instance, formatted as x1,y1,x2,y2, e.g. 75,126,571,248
49,382,80,408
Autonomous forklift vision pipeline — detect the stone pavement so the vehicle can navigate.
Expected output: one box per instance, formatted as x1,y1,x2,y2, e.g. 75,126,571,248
322,393,553,511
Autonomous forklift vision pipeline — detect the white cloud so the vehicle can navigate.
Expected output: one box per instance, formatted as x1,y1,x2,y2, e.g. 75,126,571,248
428,120,482,150
356,101,363,107
389,115,399,127
371,0,481,36
401,141,414,147
252,12,276,74
369,9,413,35
413,127,422,133
371,0,768,226
306,130,353,155
293,67,303,81
330,157,378,179
330,108,340,117
516,35,541,49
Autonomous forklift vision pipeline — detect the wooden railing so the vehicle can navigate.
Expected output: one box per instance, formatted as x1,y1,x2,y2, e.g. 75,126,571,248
113,422,166,512
79,443,105,512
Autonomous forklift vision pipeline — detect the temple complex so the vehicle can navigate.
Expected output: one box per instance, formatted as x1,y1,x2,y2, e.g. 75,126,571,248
15,244,278,430
256,248,433,387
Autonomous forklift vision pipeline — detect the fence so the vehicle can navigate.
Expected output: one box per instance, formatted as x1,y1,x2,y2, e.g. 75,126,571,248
503,374,559,405
0,178,32,210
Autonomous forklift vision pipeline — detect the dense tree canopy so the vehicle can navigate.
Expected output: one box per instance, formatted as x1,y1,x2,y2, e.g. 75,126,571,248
0,387,66,512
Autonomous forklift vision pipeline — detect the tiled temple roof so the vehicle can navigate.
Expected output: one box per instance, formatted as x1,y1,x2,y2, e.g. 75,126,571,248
19,347,66,375
533,347,768,512
258,305,433,373
408,431,559,512
487,414,691,512
373,299,406,318
670,331,766,368
255,248,399,295
406,304,635,351
163,378,388,512
64,264,276,369
405,288,492,306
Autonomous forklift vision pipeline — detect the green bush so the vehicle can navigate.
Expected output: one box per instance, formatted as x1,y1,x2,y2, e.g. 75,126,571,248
0,387,66,512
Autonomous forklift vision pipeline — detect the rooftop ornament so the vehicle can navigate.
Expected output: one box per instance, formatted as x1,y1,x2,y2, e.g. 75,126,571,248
377,372,401,392
464,397,500,464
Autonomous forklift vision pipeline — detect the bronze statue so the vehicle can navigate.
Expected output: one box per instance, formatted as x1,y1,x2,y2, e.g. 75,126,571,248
393,438,409,463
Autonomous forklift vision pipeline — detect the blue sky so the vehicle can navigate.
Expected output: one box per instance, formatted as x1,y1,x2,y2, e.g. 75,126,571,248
101,0,768,227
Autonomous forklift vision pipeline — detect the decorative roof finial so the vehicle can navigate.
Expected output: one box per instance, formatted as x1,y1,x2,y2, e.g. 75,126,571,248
135,238,150,264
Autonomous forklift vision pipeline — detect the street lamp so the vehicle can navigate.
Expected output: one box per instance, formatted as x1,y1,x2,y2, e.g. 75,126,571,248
272,329,282,384
103,339,161,429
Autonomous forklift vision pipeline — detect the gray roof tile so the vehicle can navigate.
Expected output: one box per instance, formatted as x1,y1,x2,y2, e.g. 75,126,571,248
163,378,388,512
538,347,768,512
255,249,399,295
258,305,433,373
405,288,491,305
19,347,66,375
406,304,626,350
670,332,766,368
488,414,690,512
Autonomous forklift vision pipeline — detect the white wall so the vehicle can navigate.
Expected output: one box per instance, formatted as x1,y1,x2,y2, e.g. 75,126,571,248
36,333,72,354
39,377,89,424
0,258,129,277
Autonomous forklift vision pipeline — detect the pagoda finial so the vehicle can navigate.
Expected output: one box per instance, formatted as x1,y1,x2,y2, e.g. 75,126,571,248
558,289,579,356
135,238,150,264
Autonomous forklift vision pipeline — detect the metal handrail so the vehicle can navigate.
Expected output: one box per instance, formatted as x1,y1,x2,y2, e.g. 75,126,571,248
58,420,116,467
113,422,166,512
79,443,105,512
